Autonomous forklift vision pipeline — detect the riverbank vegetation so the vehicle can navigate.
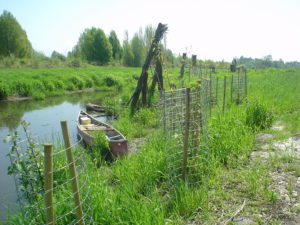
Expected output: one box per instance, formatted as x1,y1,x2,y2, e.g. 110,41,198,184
5,68,300,224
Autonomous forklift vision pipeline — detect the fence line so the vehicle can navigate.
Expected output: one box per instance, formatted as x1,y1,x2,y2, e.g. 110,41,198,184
8,123,93,224
159,65,248,184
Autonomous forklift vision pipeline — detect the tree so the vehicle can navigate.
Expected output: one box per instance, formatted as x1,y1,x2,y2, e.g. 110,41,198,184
76,27,112,64
122,40,134,66
131,33,145,67
51,51,66,61
108,30,122,60
0,10,32,58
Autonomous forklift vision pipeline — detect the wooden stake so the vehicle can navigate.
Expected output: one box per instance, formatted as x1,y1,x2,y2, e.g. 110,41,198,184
222,76,227,114
230,74,234,103
209,73,212,116
215,77,219,105
60,121,85,225
44,143,54,225
237,69,240,104
245,70,248,98
182,88,191,182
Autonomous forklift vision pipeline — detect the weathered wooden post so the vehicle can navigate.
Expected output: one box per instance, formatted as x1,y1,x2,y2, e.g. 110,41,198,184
215,77,219,105
230,74,234,103
44,143,54,225
237,68,240,104
245,69,248,98
209,73,212,116
179,53,187,79
60,121,85,225
182,88,191,182
163,91,166,135
141,71,148,107
222,76,227,114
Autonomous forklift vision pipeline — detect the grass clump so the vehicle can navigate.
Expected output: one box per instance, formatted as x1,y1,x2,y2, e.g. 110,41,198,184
0,82,10,99
246,99,274,130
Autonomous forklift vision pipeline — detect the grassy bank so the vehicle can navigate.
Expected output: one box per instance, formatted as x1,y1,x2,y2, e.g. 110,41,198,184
0,66,141,100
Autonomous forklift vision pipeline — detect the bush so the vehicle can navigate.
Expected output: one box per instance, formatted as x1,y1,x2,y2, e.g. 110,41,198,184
32,91,45,100
66,82,76,91
31,81,45,91
83,76,94,88
15,81,32,96
53,80,65,89
103,75,118,87
91,131,113,165
91,75,101,86
67,58,83,67
0,82,10,99
69,76,85,89
133,108,157,128
42,80,55,92
246,99,274,130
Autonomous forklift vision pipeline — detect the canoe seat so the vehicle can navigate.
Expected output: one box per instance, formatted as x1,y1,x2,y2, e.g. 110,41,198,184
80,125,108,131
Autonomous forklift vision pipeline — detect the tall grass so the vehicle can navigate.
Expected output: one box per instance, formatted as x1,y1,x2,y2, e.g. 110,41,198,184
0,66,140,100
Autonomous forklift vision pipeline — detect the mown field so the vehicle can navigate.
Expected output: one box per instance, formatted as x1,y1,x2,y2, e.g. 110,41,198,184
5,67,300,224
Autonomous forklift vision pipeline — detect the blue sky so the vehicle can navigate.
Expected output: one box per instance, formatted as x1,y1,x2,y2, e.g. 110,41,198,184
1,0,300,61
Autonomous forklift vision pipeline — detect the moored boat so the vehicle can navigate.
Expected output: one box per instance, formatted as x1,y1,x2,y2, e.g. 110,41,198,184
77,110,128,156
86,103,106,112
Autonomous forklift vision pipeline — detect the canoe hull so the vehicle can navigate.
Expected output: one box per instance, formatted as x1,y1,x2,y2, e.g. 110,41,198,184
77,111,128,157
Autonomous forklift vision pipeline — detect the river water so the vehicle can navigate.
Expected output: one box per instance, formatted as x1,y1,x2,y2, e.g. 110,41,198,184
0,91,114,222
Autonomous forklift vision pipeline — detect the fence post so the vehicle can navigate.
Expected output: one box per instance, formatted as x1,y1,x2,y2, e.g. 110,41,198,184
215,77,219,105
237,69,240,104
209,73,212,116
182,88,191,182
163,91,167,135
44,143,54,225
230,74,234,103
60,121,85,225
222,76,227,114
245,70,248,98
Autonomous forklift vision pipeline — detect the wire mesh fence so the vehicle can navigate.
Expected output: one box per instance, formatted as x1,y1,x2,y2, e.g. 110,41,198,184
159,65,248,184
7,122,93,225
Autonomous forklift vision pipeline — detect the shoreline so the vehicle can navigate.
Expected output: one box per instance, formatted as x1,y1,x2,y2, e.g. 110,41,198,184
0,88,109,102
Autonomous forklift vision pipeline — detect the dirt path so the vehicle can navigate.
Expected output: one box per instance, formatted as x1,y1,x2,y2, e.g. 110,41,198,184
237,122,300,224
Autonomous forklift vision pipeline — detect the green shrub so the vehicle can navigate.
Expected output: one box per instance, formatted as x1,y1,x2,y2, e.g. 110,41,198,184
0,82,10,99
91,75,101,86
42,80,55,91
103,75,118,87
15,81,32,96
69,76,85,89
31,81,45,91
83,76,94,88
66,82,76,91
133,108,157,128
91,131,113,165
32,91,45,100
53,80,65,89
67,58,83,67
246,99,274,130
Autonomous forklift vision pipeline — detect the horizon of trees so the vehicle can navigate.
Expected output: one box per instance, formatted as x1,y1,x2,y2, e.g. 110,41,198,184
1,10,300,69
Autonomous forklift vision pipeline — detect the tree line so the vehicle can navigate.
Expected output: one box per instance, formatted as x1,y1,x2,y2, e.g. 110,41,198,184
1,10,300,69
237,55,300,69
0,10,177,68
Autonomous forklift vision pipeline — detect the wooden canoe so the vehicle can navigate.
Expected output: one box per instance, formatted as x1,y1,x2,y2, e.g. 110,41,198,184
77,110,128,156
86,103,106,112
